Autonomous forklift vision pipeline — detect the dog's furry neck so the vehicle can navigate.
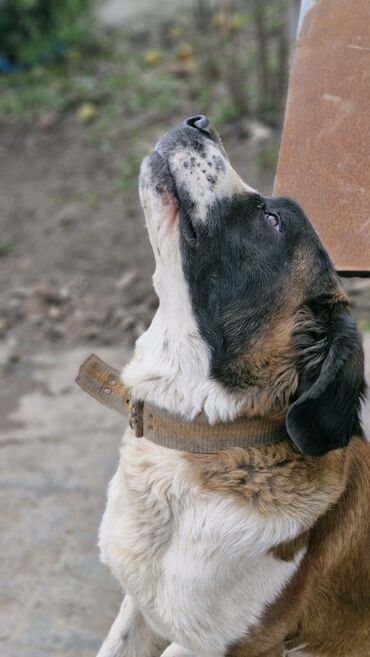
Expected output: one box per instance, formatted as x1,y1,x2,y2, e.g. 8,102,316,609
122,306,299,425
122,238,297,424
122,300,248,424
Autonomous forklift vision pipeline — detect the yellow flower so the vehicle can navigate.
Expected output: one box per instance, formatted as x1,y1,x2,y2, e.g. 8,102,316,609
77,103,97,124
144,50,161,66
230,14,242,31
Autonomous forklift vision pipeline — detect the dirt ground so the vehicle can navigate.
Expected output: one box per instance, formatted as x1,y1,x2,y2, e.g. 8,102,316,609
0,114,282,352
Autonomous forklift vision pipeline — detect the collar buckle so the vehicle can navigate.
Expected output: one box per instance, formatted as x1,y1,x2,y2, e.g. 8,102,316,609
129,400,144,437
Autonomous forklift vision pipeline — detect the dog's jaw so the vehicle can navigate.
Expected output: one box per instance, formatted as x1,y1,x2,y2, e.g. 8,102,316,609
123,127,251,423
122,290,247,424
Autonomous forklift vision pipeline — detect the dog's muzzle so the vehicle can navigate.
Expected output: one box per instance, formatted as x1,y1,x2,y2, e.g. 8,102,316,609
139,114,233,222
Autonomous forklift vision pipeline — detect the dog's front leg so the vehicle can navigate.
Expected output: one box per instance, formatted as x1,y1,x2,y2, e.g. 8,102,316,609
97,595,169,657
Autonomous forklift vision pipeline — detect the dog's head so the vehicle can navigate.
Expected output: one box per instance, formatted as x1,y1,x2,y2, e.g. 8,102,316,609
139,115,365,456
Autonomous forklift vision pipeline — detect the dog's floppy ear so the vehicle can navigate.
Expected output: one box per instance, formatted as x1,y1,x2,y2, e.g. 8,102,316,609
287,304,366,457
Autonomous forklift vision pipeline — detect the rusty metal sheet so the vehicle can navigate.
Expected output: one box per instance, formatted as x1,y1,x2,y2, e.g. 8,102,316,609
274,0,370,274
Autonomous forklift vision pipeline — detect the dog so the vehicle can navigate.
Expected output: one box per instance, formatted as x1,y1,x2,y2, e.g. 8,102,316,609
95,116,369,657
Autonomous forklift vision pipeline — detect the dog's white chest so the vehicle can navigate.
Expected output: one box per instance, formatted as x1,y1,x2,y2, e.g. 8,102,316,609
99,432,303,657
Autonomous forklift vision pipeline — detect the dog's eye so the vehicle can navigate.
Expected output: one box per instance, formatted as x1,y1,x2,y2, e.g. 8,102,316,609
180,207,197,243
265,212,281,232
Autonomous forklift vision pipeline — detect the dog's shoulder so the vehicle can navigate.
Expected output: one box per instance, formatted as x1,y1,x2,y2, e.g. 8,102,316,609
227,436,370,657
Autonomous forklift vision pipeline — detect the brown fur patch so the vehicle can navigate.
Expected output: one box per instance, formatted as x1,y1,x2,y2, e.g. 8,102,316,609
270,530,309,562
222,437,370,657
218,263,349,424
220,309,301,420
185,440,345,516
219,297,324,422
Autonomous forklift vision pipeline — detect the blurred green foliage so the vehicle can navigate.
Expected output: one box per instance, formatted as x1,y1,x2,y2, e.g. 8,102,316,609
255,142,280,174
0,1,289,196
0,0,92,65
0,3,288,122
359,320,370,334
0,240,15,257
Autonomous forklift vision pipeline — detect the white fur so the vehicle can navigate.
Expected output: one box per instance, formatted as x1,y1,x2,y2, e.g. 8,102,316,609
97,595,168,657
168,143,255,223
99,431,306,657
123,305,248,424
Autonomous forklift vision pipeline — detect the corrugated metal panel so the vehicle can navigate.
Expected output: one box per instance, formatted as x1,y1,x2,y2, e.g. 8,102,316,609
274,0,370,274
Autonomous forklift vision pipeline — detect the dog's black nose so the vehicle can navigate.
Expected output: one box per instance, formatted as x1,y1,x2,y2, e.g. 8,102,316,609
186,115,211,133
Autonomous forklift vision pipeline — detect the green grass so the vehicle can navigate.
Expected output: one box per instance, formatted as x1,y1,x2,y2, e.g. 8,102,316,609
255,142,280,174
0,68,66,118
213,100,244,131
0,4,288,206
0,4,287,127
0,37,183,122
0,240,15,256
359,319,370,334
118,149,147,195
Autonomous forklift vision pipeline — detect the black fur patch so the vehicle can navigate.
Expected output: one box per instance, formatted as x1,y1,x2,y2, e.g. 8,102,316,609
145,150,177,197
288,298,366,455
180,193,332,385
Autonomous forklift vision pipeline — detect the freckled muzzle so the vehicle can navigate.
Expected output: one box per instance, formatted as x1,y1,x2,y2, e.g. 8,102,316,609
139,115,256,235
139,116,231,215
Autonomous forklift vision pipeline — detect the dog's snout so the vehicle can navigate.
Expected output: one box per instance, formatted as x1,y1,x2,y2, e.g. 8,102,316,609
186,115,211,134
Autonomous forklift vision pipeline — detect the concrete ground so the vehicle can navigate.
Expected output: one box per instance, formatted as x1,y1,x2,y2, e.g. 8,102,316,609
0,335,369,657
0,344,128,657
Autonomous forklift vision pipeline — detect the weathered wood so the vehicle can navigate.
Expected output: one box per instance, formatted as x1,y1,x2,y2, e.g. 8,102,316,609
274,0,370,274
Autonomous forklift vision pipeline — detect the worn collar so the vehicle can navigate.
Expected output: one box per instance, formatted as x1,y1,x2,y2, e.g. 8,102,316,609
76,354,288,453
